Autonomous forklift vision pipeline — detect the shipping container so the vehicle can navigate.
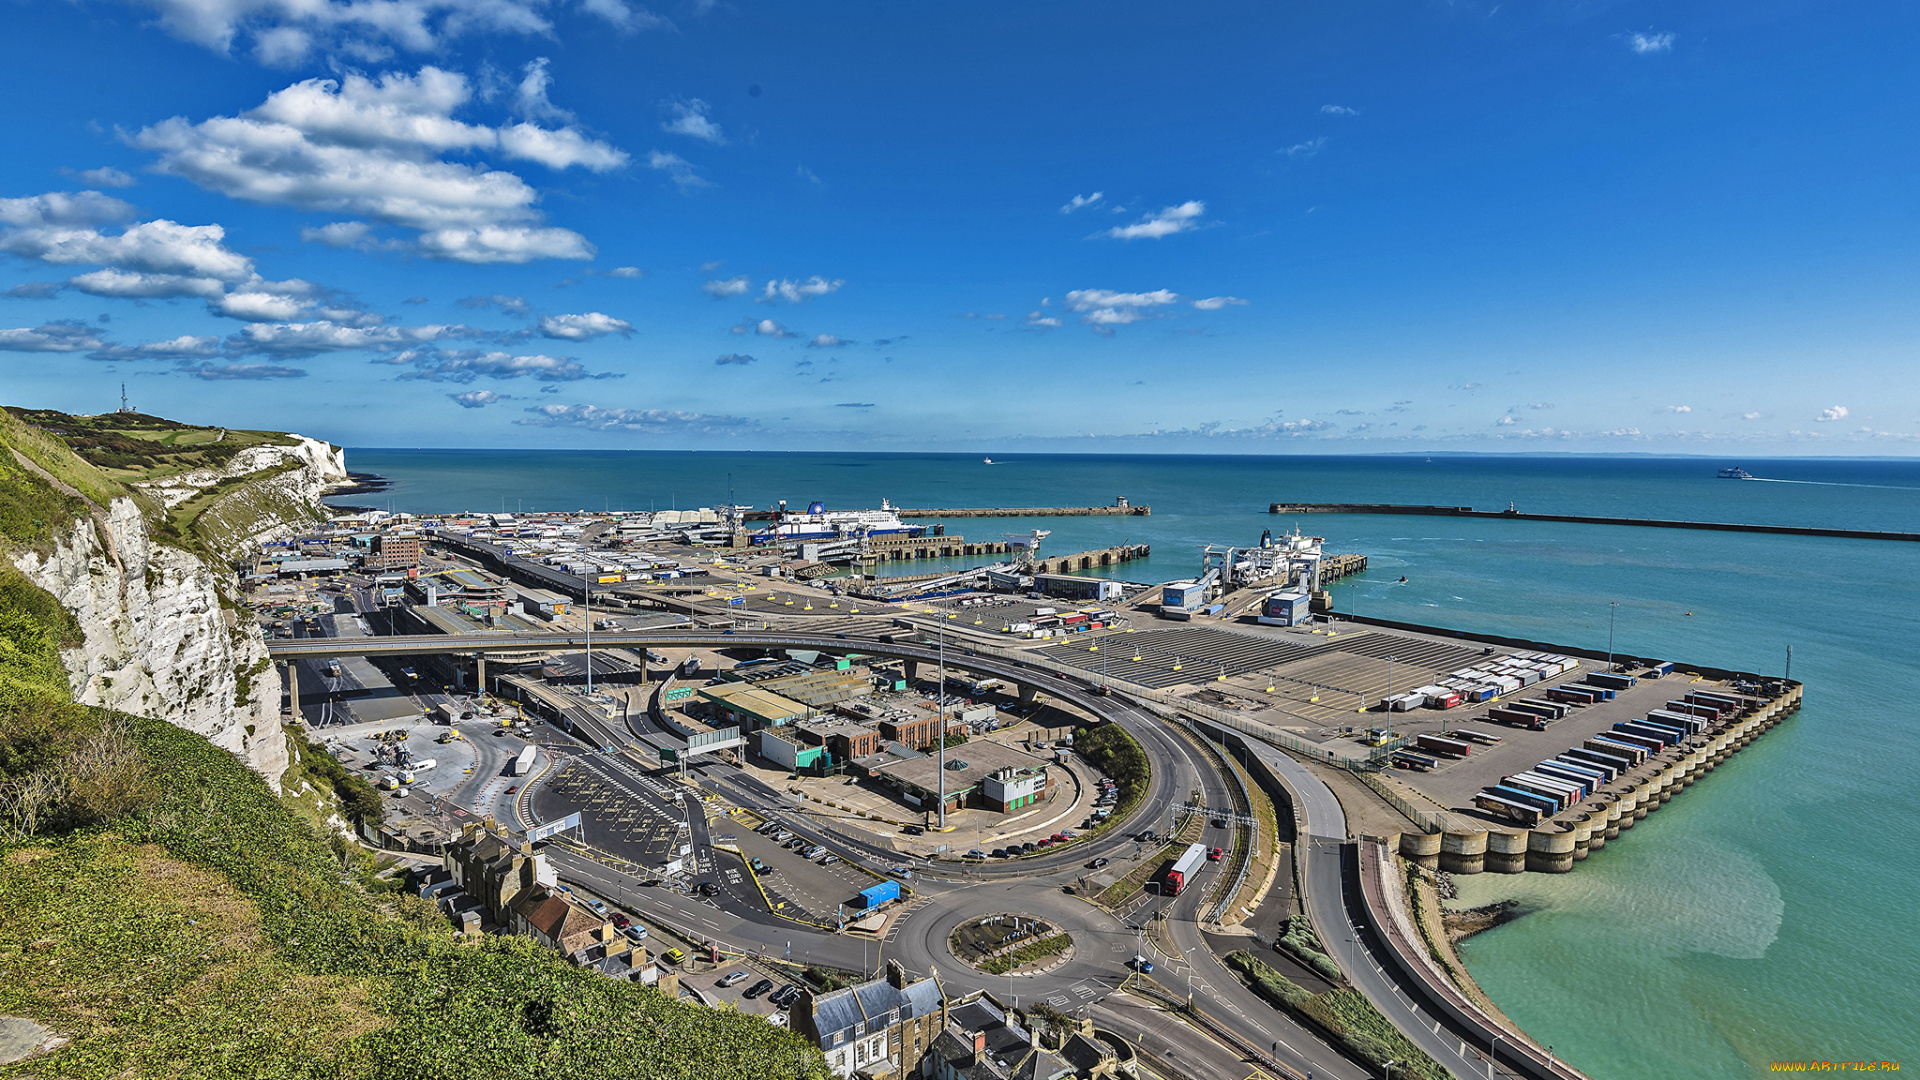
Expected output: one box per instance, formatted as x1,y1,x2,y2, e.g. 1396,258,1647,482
1533,761,1599,796
1475,792,1543,827
1391,750,1438,771
1489,706,1549,730
1554,754,1617,782
1545,686,1598,705
1501,774,1576,812
1488,784,1561,816
1645,661,1676,677
1381,692,1428,712
1666,700,1721,721
1415,733,1473,758
1584,736,1648,766
1166,843,1208,896
1688,691,1743,711
1588,671,1638,690
856,880,903,909
1605,727,1668,753
1564,747,1631,775
1647,708,1704,734
1618,720,1684,746
1452,728,1504,746
1424,690,1463,709
1513,699,1570,720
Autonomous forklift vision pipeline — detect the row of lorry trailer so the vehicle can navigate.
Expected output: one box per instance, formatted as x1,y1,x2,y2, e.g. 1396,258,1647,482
1469,689,1748,825
1378,651,1585,712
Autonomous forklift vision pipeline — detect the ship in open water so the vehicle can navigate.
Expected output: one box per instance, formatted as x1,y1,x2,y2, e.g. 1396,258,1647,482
1717,466,1755,480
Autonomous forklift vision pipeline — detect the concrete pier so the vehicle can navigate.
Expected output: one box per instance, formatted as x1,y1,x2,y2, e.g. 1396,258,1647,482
1270,502,1920,543
899,504,1150,518
1398,682,1802,874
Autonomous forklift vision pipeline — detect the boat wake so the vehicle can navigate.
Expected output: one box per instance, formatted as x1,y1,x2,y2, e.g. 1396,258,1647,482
1743,477,1920,491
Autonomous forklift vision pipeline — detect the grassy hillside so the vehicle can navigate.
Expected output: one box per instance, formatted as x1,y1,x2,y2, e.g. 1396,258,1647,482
3,408,295,482
0,407,830,1079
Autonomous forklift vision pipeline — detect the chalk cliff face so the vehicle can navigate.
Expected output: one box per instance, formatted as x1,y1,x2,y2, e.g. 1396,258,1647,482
6,433,348,791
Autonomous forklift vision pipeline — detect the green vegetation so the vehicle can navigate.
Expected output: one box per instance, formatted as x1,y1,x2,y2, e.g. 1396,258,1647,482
978,933,1071,975
4,408,294,480
0,501,829,1078
801,965,866,993
1405,863,1461,981
1072,722,1148,803
1274,913,1342,982
281,727,385,828
1225,951,1453,1080
939,729,969,749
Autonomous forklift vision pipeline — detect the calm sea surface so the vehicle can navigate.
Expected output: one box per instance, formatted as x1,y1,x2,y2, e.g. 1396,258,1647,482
340,450,1920,1077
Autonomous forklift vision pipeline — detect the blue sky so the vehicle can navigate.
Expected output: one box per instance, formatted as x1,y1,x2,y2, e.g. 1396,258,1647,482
1,0,1916,453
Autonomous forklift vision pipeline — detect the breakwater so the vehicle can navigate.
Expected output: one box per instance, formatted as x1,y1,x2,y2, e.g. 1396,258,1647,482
1269,502,1920,542
1396,682,1802,875
900,504,1150,517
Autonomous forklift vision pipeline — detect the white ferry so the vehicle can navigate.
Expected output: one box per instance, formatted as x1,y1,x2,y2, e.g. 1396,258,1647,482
750,499,928,545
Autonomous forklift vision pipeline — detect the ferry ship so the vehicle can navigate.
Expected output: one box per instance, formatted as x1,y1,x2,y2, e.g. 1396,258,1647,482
1717,466,1754,480
750,499,928,545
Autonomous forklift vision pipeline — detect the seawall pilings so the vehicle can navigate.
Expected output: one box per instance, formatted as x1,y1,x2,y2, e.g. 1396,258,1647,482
1397,683,1801,874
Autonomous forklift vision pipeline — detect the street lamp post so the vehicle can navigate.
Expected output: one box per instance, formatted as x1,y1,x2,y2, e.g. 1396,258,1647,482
1489,1033,1503,1080
1607,601,1618,672
1385,1059,1397,1080
583,572,593,696
937,625,947,829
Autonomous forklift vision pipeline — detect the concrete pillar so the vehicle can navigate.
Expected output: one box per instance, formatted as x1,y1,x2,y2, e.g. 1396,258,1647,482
1018,683,1037,704
1526,828,1576,874
285,661,299,718
476,654,487,697
1485,830,1528,874
904,661,919,684
1399,830,1442,871
1438,829,1487,876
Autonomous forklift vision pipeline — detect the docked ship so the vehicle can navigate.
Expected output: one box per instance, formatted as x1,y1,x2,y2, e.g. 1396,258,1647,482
1717,466,1754,480
750,499,928,545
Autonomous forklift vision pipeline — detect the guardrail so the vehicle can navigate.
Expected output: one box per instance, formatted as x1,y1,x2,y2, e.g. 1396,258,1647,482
1126,978,1309,1080
1351,770,1446,834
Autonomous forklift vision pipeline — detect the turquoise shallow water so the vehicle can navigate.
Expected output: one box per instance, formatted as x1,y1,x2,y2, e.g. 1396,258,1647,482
341,449,1920,1077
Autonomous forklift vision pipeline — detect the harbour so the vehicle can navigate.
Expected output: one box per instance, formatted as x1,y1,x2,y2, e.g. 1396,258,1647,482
1269,501,1920,542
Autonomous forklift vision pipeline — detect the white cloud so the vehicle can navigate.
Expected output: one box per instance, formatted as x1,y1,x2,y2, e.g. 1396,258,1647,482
121,0,653,63
71,167,138,188
662,99,724,144
751,318,795,338
450,389,507,408
67,268,228,300
1497,414,1517,426
1025,312,1062,329
1283,137,1326,158
0,191,136,229
575,0,671,32
516,403,757,434
388,348,605,382
647,150,709,192
1060,192,1103,213
539,311,633,340
184,362,305,379
300,220,374,247
1629,30,1676,53
1,217,254,280
1191,296,1248,311
0,320,105,352
703,275,750,298
1064,288,1180,329
1105,201,1205,240
1664,404,1692,413
88,335,223,362
807,334,848,348
458,293,532,316
1742,411,1763,420
1320,105,1357,116
133,67,612,262
606,266,641,278
512,57,569,123
227,319,462,357
760,276,843,303
1529,402,1554,410
214,289,315,321
1815,405,1849,422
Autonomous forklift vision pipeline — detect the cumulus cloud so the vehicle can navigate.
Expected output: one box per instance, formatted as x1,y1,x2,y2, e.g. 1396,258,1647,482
1529,402,1554,410
647,150,709,192
538,311,632,340
300,220,376,248
512,57,570,123
703,275,750,298
1105,201,1205,240
1064,288,1180,329
67,268,227,300
122,0,665,64
1191,296,1248,311
2,282,63,299
516,403,757,434
1320,105,1357,116
69,167,137,188
0,320,105,352
1815,405,1849,422
132,67,612,263
226,319,464,357
714,353,755,365
1060,192,1103,213
0,191,135,229
1025,312,1062,329
384,347,613,382
449,389,507,408
1663,404,1692,413
807,334,848,348
1742,411,1763,420
88,335,223,362
662,99,724,144
760,276,843,303
1,217,254,280
1497,414,1517,426
1628,30,1676,53
606,266,641,278
458,294,531,316
736,318,794,338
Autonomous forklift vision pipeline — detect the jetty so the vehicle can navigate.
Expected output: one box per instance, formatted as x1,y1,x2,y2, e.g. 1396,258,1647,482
898,504,1149,518
1269,502,1920,543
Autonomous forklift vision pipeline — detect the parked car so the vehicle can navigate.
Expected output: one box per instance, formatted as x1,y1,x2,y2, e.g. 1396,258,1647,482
771,985,802,1008
611,913,630,928
817,854,840,867
662,948,686,965
902,825,924,836
718,971,750,988
749,858,770,873
622,925,646,944
744,979,776,999
698,881,720,896
1088,857,1110,869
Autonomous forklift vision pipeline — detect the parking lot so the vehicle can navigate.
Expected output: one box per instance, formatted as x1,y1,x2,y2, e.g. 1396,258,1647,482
533,755,692,876
724,820,879,921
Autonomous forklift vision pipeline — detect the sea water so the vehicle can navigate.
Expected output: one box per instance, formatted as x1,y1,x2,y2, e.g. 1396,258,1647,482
338,449,1920,1077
